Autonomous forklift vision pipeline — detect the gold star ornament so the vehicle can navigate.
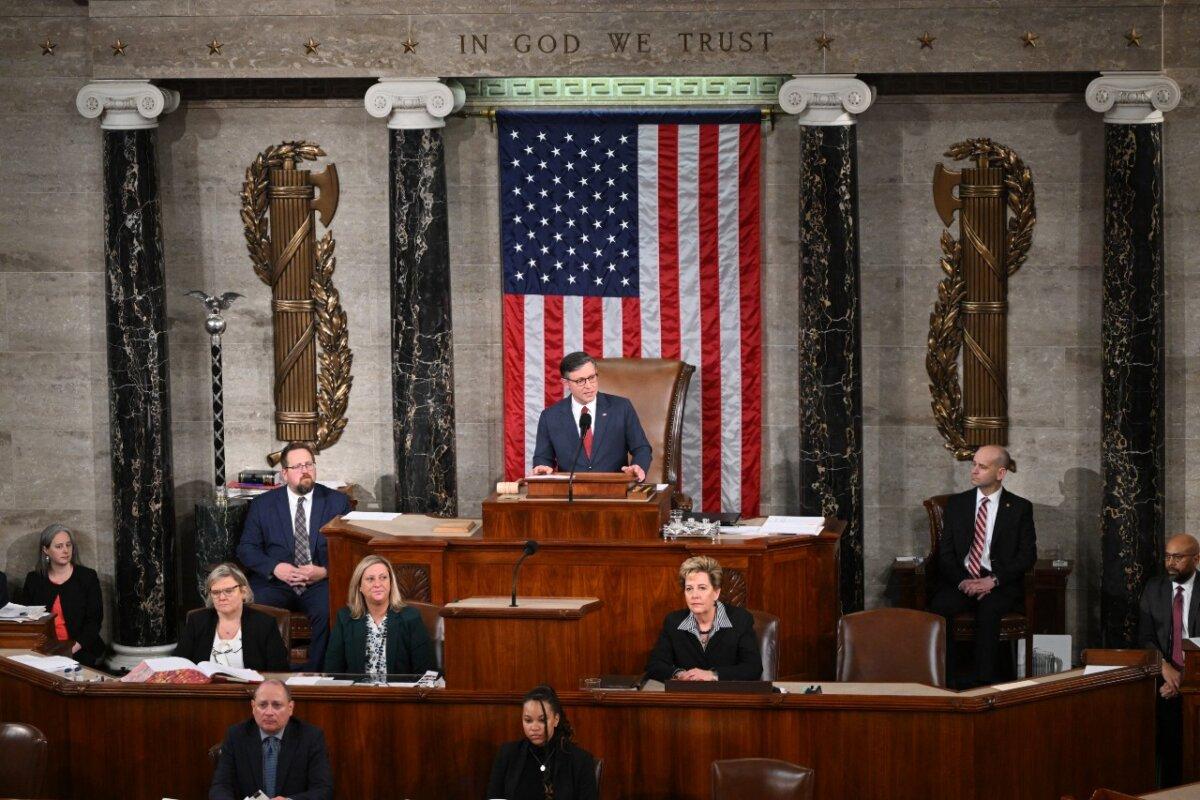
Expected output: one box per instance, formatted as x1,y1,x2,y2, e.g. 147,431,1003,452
304,36,320,54
40,38,57,56
1021,31,1039,48
402,37,418,54
111,38,127,56
1125,27,1143,47
815,32,834,51
918,32,936,49
207,38,223,55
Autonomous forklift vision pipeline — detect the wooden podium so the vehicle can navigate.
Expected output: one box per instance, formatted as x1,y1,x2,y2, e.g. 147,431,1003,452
440,596,603,691
483,475,670,541
0,617,53,651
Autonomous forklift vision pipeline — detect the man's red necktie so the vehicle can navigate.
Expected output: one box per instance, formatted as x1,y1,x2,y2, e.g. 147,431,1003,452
582,409,593,458
1173,585,1185,669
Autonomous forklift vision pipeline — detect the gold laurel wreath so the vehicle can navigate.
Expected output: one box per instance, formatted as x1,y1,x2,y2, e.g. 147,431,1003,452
926,138,1036,460
240,141,352,457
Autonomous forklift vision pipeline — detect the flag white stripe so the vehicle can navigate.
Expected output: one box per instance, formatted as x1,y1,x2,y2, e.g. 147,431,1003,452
716,124,743,511
603,297,623,357
562,295,583,357
675,125,704,510
637,124,661,358
523,295,545,474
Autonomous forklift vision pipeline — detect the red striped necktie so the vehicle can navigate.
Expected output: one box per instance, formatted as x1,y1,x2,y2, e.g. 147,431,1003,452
967,496,989,579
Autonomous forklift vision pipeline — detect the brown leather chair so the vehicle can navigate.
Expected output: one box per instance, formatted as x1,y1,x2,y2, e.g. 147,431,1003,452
594,357,695,509
711,758,814,800
0,722,48,798
919,494,1035,679
185,602,293,657
749,608,780,681
405,600,445,671
836,607,946,687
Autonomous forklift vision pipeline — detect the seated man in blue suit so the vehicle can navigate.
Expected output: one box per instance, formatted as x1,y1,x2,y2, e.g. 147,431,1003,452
237,442,350,671
532,351,652,482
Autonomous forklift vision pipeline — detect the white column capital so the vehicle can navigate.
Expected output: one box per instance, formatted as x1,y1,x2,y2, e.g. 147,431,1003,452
364,78,465,130
1086,72,1181,124
76,80,179,130
778,75,874,126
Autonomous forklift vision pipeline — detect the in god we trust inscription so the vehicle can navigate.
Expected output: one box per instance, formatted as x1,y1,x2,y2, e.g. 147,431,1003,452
457,29,774,55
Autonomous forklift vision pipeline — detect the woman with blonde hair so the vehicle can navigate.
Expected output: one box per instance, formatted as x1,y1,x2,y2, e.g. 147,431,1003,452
173,563,288,671
324,554,434,677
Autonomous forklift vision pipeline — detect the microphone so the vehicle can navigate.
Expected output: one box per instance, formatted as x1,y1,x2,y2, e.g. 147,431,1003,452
509,539,539,608
566,407,592,503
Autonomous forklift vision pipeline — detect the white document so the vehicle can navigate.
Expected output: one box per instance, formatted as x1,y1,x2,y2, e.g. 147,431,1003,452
759,516,825,535
655,483,670,491
1083,665,1121,675
9,654,79,673
0,602,50,620
992,679,1038,691
343,511,401,522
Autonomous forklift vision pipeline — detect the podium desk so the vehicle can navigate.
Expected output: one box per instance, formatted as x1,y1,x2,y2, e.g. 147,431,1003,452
483,485,671,541
324,518,843,679
0,652,1155,800
0,616,53,650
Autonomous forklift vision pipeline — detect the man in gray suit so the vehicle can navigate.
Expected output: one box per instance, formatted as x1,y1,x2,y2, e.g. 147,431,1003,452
1137,533,1200,787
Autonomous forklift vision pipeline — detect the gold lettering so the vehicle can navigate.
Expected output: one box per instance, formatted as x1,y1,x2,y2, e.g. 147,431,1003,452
698,32,712,52
760,31,772,51
459,33,488,54
608,32,632,52
513,33,531,53
637,32,650,52
677,32,693,52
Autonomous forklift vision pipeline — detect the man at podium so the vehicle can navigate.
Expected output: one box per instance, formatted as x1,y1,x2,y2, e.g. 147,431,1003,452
531,351,652,482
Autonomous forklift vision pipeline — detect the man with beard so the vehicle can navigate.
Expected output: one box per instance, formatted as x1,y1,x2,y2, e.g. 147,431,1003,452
1138,533,1200,787
237,442,350,671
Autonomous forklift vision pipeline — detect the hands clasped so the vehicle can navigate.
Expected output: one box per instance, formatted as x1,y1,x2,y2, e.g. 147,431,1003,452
957,576,998,598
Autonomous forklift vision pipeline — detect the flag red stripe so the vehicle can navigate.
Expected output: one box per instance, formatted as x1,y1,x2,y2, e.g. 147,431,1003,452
583,296,604,355
622,296,641,357
543,295,564,408
738,123,762,516
697,124,724,513
503,294,526,480
657,126,681,359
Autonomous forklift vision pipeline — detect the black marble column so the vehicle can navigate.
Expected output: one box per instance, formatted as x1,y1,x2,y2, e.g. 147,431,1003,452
103,128,177,648
390,127,458,516
797,125,865,613
1100,122,1164,647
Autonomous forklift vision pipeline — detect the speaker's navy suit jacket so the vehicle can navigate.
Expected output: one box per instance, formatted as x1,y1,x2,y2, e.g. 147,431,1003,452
236,484,350,589
532,392,652,474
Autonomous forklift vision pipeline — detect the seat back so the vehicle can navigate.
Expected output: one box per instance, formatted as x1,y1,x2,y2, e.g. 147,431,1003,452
0,722,48,797
594,757,603,793
594,357,693,493
405,600,445,671
836,608,946,687
748,608,780,681
711,758,814,800
186,603,293,654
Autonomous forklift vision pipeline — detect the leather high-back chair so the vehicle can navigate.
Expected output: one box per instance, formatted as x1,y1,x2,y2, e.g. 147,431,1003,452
594,758,603,794
922,494,1035,678
711,758,814,800
594,357,694,509
405,600,445,671
0,722,48,798
185,602,293,656
836,608,946,686
749,608,780,681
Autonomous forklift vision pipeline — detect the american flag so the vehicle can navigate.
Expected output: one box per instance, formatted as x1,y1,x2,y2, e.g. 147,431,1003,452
498,109,762,515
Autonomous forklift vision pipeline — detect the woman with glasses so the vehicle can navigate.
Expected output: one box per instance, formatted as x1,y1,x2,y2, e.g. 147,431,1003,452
22,523,106,666
173,563,289,671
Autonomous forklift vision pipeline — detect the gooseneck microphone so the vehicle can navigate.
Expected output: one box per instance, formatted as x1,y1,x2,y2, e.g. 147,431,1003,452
566,407,592,503
509,539,539,608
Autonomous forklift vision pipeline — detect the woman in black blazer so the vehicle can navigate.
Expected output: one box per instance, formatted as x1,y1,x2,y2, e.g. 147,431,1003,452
645,555,763,682
324,555,434,676
487,684,598,800
21,524,105,667
173,564,288,671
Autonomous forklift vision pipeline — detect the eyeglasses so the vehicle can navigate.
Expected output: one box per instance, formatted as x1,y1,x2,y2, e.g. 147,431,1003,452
282,461,316,472
209,585,241,598
563,372,599,387
1165,553,1196,563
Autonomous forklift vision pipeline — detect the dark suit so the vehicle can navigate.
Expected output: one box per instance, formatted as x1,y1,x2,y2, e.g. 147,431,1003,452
645,604,762,682
0,571,8,607
173,607,289,672
930,487,1037,686
236,484,351,671
1138,573,1200,787
209,717,332,800
22,566,105,667
324,605,435,675
486,737,598,800
532,392,652,474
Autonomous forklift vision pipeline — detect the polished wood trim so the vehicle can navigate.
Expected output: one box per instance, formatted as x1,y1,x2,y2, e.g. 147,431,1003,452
0,618,54,652
440,597,604,619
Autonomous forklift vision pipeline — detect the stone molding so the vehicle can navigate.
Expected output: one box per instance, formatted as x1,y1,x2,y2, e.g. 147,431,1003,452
365,78,466,130
1086,72,1181,125
76,80,180,130
778,75,873,126
458,76,787,107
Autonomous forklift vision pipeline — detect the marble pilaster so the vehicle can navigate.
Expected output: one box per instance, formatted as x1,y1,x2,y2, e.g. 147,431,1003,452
77,80,180,662
1086,73,1180,647
366,79,464,515
781,75,873,612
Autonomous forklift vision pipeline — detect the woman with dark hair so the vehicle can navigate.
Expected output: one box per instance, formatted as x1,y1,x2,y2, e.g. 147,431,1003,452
486,685,598,800
21,523,106,666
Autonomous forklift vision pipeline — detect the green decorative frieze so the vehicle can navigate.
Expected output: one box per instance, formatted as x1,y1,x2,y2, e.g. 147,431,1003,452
459,76,787,107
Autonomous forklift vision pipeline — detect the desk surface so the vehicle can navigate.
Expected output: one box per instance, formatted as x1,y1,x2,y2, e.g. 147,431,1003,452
0,651,1156,800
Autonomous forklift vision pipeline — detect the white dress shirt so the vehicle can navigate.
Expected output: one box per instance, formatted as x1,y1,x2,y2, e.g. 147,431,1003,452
1173,571,1196,635
209,627,244,668
570,396,598,441
964,486,1003,574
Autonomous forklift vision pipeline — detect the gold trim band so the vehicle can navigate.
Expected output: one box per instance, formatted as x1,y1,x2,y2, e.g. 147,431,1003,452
964,416,1008,429
961,301,1008,313
273,299,316,313
269,185,313,198
959,185,1003,197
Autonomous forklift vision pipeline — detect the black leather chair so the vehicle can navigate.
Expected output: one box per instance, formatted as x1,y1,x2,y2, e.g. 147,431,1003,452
748,608,780,681
406,600,445,671
0,722,48,798
711,758,814,800
836,607,946,687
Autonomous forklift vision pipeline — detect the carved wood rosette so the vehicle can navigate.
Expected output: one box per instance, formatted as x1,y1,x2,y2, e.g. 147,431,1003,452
927,139,1035,459
241,141,353,464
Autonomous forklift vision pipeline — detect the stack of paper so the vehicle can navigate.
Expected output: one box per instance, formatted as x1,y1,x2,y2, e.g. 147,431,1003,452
759,516,826,536
0,602,50,620
8,653,79,673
